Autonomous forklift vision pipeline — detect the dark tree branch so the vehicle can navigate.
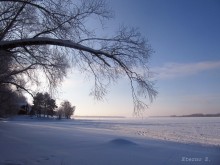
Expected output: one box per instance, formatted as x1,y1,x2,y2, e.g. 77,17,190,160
2,81,33,97
0,2,26,41
0,37,106,54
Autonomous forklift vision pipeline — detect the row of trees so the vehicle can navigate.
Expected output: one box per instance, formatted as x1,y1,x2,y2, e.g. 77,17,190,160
32,92,75,119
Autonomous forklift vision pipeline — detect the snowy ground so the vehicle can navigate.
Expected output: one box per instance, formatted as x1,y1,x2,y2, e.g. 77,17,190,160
0,116,219,165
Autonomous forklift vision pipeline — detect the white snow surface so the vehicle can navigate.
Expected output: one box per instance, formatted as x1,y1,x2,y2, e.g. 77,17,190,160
0,116,219,165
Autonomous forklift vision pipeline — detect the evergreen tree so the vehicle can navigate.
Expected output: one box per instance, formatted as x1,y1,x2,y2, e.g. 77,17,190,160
32,92,57,118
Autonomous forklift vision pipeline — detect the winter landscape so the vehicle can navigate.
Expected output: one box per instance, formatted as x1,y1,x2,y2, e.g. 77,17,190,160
0,116,220,165
1,0,220,165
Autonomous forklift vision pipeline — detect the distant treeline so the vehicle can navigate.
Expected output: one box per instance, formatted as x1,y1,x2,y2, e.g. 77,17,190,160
171,113,220,117
74,116,125,119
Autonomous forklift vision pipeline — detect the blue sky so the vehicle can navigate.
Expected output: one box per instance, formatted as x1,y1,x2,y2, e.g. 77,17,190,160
57,0,220,117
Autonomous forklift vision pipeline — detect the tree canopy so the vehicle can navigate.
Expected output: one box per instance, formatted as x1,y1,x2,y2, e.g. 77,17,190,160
32,92,57,117
0,0,157,114
57,101,75,119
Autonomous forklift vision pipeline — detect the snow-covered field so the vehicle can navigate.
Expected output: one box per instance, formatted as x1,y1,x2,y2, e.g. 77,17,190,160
0,116,219,165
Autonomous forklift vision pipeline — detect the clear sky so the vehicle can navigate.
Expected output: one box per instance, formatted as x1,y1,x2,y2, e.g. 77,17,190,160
54,0,220,117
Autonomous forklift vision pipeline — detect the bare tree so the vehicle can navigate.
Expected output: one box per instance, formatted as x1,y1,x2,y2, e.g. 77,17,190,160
58,101,75,119
0,0,157,114
56,107,64,120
